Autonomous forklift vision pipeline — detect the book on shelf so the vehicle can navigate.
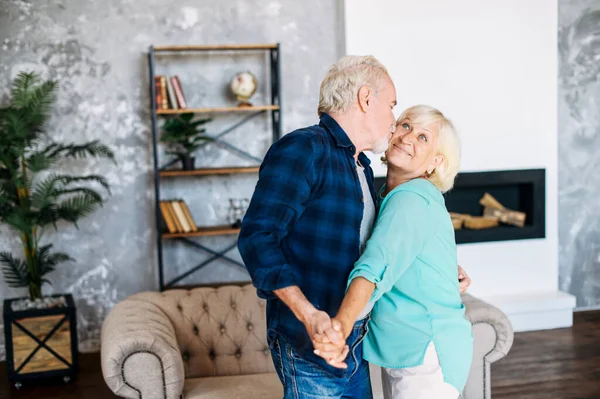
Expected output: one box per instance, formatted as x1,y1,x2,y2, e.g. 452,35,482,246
159,201,177,233
170,75,187,109
161,200,183,232
159,199,198,234
159,76,169,110
154,76,163,111
171,200,192,232
154,75,187,110
178,200,198,231
168,201,183,232
165,77,179,110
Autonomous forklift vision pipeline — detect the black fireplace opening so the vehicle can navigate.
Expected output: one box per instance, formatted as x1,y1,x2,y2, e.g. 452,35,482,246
373,169,545,245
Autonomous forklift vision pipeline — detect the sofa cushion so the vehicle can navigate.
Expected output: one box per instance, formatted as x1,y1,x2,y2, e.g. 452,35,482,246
183,373,283,399
131,285,274,378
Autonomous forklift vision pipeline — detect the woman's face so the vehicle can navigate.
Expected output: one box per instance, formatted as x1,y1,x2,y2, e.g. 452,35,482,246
385,118,443,177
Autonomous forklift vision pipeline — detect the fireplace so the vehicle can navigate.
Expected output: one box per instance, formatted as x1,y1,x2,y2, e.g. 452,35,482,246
374,169,545,245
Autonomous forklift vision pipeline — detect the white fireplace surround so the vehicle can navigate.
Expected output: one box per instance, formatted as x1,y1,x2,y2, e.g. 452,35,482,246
343,0,576,331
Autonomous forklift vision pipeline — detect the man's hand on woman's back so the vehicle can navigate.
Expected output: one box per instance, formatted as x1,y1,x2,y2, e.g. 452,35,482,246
458,265,471,294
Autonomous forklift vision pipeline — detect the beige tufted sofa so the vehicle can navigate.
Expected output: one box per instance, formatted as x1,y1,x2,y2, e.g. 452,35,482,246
101,284,513,399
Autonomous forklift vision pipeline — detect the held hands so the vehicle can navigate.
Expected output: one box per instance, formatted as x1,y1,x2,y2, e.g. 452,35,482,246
303,310,351,369
313,317,350,369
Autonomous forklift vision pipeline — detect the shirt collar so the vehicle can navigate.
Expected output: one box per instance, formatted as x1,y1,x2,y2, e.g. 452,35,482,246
319,113,372,167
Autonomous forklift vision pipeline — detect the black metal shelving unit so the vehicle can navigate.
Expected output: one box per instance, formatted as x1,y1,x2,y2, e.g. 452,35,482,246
147,44,282,291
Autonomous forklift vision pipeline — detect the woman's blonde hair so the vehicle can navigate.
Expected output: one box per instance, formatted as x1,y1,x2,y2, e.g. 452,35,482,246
318,55,391,116
385,105,461,193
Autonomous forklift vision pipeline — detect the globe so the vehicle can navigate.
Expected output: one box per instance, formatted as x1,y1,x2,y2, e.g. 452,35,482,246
230,71,258,107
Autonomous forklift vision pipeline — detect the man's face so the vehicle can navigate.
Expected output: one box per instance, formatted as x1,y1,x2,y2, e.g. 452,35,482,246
366,76,397,153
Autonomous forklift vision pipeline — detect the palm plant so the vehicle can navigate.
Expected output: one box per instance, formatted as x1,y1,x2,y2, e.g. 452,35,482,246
160,113,212,170
0,72,115,301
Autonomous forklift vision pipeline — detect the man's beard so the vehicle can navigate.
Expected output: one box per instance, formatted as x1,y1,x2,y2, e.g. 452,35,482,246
371,138,390,154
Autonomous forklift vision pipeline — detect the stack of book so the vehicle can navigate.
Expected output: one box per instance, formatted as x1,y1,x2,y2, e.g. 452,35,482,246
155,75,187,110
159,199,197,233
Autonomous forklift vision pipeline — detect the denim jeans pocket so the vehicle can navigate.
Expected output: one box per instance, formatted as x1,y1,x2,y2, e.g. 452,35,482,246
269,336,286,388
280,336,346,379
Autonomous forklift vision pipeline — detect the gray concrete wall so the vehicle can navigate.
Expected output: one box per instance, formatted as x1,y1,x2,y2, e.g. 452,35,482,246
558,1,600,310
0,0,343,357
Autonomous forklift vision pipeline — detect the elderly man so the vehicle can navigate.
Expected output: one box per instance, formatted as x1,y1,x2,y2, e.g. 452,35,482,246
238,55,470,398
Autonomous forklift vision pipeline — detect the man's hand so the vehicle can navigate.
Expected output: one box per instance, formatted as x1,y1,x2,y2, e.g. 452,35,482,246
312,317,351,369
302,309,345,348
272,286,348,367
458,265,471,294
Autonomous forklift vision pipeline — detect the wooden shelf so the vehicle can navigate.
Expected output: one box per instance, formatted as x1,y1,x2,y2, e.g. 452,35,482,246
160,166,259,177
153,44,278,52
163,225,241,239
157,105,279,115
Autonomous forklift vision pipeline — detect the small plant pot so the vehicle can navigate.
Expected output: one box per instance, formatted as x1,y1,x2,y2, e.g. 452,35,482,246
180,156,196,170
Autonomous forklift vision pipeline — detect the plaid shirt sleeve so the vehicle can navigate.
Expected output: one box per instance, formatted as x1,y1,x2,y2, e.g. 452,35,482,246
238,132,317,299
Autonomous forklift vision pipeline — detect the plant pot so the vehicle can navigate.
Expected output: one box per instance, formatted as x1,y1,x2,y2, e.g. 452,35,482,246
3,293,78,388
180,155,196,171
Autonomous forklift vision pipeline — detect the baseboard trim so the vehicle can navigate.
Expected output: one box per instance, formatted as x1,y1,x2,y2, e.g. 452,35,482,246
479,290,576,332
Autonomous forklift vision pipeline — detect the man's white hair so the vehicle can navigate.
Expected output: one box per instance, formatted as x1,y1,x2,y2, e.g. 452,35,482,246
318,55,391,116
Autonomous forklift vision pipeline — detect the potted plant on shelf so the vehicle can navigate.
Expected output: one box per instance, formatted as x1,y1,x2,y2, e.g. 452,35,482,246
160,113,212,170
0,72,115,388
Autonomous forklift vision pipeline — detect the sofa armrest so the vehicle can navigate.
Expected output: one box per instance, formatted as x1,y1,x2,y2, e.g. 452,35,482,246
462,293,514,363
101,294,185,399
461,294,514,399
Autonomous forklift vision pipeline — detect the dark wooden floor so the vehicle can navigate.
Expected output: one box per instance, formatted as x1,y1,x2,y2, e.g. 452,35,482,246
492,310,600,399
1,310,599,398
0,353,118,399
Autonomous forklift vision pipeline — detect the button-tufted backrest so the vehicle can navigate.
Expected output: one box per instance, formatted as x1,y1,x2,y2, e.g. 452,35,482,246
146,284,274,378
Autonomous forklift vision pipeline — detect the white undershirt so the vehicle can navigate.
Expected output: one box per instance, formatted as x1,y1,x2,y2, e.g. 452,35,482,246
355,161,376,320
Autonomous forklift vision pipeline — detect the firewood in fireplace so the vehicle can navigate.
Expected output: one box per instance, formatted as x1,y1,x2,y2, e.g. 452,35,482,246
463,216,500,230
449,212,470,221
479,192,526,227
483,207,526,228
479,192,506,210
449,212,470,230
452,218,464,230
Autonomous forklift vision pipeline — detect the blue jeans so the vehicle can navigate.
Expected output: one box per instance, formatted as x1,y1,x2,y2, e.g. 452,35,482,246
269,317,373,399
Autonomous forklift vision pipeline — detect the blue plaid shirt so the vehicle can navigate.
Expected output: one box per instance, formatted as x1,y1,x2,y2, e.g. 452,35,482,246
238,113,377,360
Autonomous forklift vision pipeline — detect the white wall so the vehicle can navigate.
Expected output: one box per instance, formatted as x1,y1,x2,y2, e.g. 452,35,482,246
345,0,574,329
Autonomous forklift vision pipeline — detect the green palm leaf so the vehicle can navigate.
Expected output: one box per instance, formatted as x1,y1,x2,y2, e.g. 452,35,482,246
3,211,34,233
10,72,39,108
3,110,28,139
26,151,60,172
11,72,57,116
24,80,57,116
47,140,115,163
37,244,73,276
30,174,110,209
0,251,29,287
56,193,103,226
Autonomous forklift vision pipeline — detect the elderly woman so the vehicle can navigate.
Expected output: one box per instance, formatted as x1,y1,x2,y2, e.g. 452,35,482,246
317,105,473,399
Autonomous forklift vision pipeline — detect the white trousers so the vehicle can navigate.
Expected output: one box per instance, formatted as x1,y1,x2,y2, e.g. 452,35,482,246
381,342,460,399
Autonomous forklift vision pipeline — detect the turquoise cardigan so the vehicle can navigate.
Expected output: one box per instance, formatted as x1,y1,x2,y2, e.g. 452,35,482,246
348,178,473,393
